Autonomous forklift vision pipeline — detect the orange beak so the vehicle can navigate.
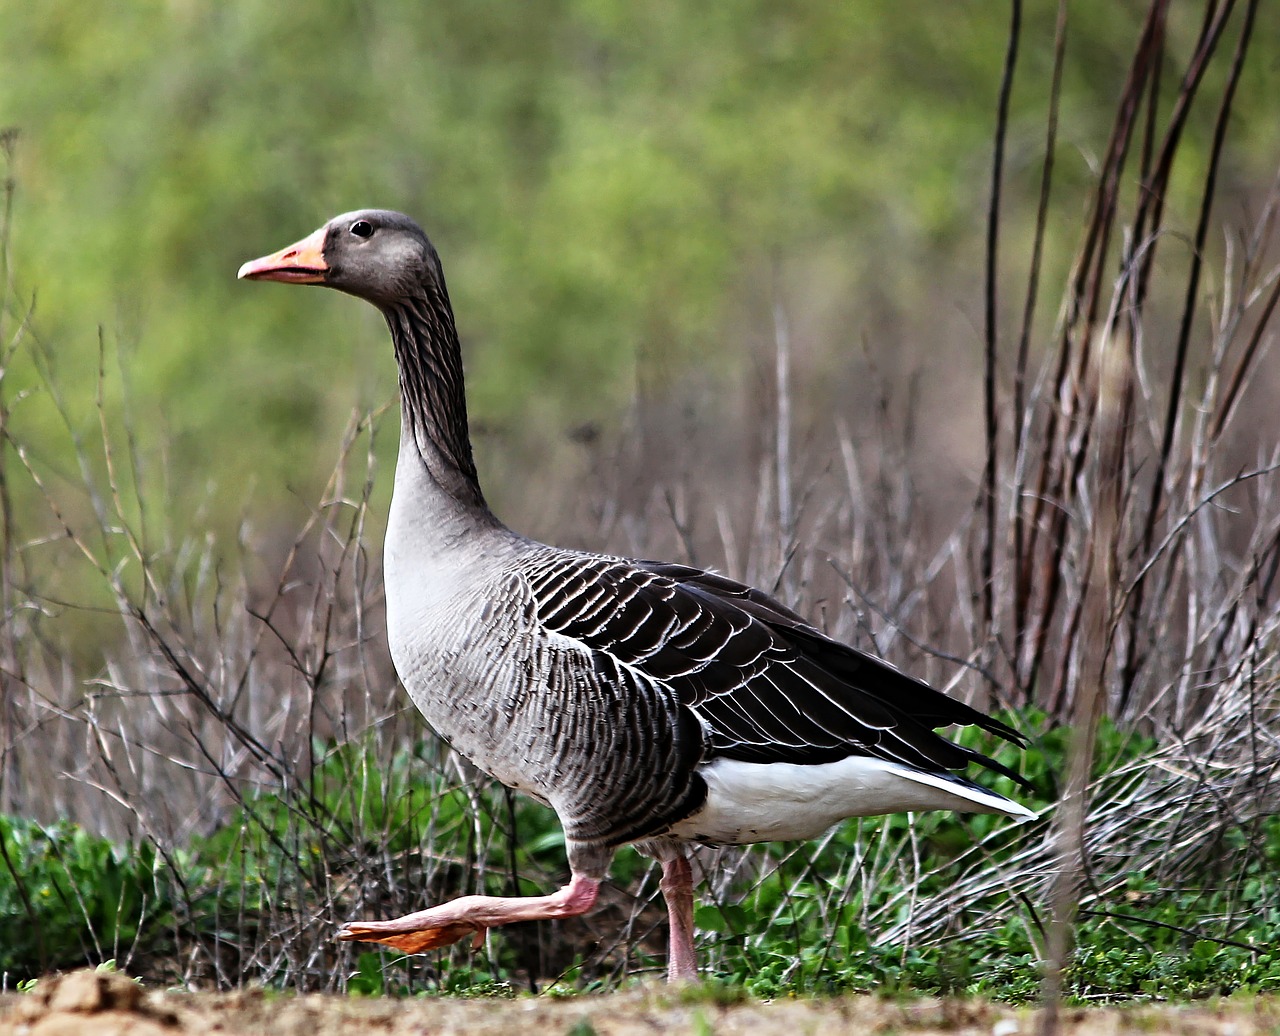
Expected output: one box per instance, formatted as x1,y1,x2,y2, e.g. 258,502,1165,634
237,225,329,283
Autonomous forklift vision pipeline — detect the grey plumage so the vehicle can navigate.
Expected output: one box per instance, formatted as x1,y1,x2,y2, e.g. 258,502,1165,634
238,208,1034,978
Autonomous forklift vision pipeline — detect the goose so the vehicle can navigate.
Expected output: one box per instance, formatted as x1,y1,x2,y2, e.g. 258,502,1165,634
237,209,1035,983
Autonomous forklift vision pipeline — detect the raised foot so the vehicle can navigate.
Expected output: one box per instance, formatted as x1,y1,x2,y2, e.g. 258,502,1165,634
335,917,484,954
335,873,601,956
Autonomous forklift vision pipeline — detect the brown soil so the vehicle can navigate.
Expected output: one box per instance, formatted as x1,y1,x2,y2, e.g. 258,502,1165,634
1,970,1276,1036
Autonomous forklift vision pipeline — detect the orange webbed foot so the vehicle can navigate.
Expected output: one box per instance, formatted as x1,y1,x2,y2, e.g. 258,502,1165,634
336,919,485,954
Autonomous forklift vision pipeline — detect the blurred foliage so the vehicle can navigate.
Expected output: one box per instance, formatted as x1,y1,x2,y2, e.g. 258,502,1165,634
3,2,1277,529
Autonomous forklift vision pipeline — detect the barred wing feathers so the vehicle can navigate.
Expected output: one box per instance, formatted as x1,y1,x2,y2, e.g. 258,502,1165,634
520,550,1027,847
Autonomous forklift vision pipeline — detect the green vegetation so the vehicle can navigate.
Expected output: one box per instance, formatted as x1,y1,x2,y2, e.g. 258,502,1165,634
3,721,1278,999
0,816,176,979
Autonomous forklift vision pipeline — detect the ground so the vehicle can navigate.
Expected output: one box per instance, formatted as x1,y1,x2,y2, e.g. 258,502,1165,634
1,971,1277,1036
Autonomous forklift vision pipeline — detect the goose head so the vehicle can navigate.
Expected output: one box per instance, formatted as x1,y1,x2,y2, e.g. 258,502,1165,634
238,209,443,309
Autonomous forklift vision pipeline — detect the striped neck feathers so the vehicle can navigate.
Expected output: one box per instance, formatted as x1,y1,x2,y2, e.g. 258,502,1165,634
382,287,488,513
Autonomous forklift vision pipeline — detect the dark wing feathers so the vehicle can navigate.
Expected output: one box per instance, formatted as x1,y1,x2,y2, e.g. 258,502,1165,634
525,551,1029,792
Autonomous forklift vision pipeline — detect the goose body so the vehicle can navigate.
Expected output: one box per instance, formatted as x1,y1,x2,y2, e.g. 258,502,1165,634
239,209,1034,982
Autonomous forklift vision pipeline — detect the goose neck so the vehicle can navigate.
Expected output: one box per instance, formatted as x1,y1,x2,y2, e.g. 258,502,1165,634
383,294,489,515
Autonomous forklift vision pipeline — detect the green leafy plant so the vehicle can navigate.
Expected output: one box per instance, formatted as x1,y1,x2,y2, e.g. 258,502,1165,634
0,816,176,981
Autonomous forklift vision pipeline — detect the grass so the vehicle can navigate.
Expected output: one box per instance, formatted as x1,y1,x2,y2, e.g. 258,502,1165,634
3,723,1278,998
2,0,1279,1008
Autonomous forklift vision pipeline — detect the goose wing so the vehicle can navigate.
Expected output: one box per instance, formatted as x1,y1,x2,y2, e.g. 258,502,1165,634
522,551,1026,785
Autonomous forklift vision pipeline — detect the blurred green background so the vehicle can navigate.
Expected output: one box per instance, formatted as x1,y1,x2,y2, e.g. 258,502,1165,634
2,1,1276,534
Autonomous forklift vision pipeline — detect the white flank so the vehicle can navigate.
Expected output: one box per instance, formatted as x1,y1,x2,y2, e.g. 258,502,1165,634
666,756,1036,845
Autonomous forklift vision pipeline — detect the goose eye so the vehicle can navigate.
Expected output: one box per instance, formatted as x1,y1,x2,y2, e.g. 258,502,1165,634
349,219,374,239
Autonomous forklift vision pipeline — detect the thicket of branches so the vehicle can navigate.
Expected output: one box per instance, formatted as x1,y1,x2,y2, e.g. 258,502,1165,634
2,0,1278,995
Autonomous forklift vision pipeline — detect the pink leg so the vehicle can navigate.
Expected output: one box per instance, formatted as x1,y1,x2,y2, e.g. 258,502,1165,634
660,854,698,982
336,872,600,955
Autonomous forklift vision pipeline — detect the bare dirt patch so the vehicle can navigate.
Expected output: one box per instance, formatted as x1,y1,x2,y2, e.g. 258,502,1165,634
2,971,1277,1036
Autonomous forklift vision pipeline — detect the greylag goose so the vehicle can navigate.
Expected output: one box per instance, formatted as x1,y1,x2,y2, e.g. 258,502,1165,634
238,210,1035,983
